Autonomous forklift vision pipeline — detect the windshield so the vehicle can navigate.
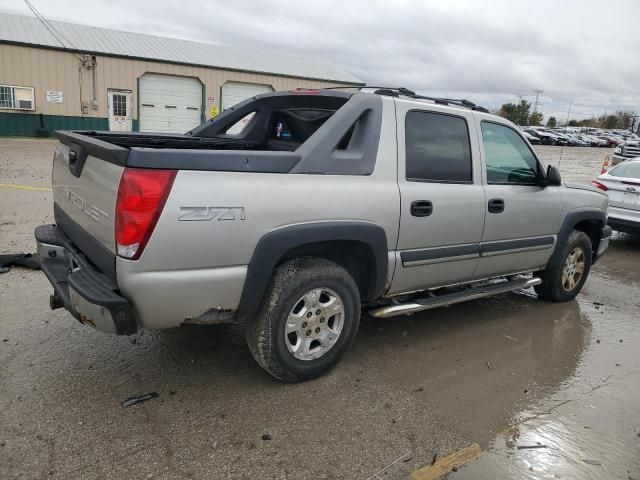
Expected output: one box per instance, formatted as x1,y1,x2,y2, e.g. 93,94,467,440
609,161,640,178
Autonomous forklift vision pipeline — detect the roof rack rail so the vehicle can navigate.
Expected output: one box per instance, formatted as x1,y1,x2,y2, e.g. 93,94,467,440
324,85,490,113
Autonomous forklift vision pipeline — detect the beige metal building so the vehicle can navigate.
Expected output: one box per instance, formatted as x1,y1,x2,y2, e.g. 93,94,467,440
0,12,362,136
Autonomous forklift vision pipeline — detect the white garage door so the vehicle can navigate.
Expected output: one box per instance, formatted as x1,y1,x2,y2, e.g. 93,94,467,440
221,82,274,111
139,74,202,133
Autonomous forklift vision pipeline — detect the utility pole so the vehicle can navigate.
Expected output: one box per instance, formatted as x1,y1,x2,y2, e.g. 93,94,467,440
533,90,543,113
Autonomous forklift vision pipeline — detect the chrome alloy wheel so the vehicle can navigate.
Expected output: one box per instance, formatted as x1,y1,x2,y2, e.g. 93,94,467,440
562,247,585,292
284,288,345,361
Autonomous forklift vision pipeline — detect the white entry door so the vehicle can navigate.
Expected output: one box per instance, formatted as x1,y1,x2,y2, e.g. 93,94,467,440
107,89,132,131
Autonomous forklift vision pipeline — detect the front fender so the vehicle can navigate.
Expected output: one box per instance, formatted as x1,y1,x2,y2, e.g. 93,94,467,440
549,208,606,267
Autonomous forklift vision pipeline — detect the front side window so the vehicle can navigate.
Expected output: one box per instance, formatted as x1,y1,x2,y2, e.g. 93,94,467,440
405,110,472,183
481,122,541,185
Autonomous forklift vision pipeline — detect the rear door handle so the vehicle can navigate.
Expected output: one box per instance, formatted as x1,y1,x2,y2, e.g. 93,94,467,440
488,198,505,213
411,200,433,217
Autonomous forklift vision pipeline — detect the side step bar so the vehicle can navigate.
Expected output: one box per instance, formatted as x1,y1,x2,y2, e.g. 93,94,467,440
369,277,542,318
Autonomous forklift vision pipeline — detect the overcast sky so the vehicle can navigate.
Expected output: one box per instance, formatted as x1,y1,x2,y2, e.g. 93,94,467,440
2,0,639,121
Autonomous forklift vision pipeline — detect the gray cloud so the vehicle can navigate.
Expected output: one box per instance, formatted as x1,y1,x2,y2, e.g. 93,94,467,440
2,0,638,120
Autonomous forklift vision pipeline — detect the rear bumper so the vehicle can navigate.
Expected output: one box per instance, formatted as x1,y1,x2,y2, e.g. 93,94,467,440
35,224,137,335
608,217,640,235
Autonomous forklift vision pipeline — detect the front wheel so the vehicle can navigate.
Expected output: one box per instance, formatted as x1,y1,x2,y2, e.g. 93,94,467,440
246,257,361,382
535,230,592,302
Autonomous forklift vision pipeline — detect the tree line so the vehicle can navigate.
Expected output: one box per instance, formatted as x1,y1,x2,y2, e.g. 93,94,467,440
495,99,636,130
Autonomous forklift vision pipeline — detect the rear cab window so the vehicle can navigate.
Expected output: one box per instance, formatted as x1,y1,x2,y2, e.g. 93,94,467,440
608,162,640,178
405,110,473,183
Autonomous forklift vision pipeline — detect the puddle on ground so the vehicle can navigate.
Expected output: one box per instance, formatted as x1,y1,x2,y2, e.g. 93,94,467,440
445,244,640,480
357,290,591,447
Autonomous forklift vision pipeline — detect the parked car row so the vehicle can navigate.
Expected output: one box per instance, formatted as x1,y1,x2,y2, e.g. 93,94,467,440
520,126,638,148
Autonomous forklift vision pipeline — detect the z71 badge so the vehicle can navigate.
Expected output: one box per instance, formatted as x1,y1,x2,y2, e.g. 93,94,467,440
178,206,246,222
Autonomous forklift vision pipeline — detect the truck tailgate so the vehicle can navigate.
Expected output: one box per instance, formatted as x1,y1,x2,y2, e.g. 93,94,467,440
52,132,127,268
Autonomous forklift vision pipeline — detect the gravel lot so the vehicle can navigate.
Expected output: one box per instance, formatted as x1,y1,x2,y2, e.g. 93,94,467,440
1,139,638,479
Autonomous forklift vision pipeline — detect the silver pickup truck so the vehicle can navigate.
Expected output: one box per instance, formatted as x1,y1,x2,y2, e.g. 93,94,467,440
36,88,611,381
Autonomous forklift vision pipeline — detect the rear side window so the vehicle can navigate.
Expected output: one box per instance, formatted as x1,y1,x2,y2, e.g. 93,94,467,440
225,111,256,135
609,161,640,178
405,111,472,183
481,122,541,185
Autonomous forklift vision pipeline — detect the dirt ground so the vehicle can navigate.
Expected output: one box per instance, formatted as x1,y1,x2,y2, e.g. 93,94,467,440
0,139,638,479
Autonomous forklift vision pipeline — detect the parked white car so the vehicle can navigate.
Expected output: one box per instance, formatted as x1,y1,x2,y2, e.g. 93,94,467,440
593,158,640,234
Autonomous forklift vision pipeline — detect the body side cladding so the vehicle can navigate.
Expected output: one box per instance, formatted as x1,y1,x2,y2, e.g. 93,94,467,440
236,221,388,325
399,236,555,265
548,208,606,267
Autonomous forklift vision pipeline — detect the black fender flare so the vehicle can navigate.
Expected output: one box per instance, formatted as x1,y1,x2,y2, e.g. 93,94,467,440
237,221,389,324
548,208,606,267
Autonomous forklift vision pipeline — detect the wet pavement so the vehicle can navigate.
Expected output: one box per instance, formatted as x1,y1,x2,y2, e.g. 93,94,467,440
1,140,639,479
443,235,640,479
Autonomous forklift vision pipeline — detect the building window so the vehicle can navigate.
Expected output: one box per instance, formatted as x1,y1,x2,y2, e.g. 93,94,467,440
0,85,35,110
113,93,127,116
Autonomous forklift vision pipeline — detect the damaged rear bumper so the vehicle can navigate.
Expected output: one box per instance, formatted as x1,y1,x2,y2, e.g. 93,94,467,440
35,224,137,335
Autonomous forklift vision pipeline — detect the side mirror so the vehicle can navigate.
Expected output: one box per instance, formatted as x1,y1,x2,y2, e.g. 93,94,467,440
545,165,562,187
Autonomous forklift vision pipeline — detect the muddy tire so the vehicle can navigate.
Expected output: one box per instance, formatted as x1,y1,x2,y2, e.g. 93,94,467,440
535,230,592,302
246,257,361,382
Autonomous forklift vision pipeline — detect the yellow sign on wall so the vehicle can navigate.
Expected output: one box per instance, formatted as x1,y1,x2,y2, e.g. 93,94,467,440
210,105,219,118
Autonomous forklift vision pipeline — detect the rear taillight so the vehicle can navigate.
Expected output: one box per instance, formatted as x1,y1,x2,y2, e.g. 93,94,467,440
115,168,176,259
592,180,608,191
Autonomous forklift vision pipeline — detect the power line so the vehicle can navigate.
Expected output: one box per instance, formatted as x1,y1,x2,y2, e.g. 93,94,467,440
23,0,86,64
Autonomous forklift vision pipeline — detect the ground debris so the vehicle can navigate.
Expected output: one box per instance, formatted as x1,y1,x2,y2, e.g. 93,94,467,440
593,301,605,306
121,392,159,407
261,434,272,441
517,444,547,450
582,459,602,466
498,332,518,342
487,361,493,371
0,253,40,273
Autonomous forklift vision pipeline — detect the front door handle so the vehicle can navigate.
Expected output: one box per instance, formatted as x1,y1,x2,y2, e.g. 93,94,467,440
488,198,505,213
411,200,433,217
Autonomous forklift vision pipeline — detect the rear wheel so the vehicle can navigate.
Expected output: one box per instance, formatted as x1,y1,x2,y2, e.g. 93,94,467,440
535,230,592,302
246,257,361,382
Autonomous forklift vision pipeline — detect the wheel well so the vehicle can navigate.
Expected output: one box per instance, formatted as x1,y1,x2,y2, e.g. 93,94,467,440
574,219,601,254
279,241,376,300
